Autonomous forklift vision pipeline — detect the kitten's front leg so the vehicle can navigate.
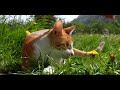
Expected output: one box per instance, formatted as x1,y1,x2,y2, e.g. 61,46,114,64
73,41,105,58
73,48,92,57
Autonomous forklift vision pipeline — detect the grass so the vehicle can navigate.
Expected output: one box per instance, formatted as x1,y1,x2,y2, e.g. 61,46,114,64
0,22,26,73
52,34,120,75
1,20,120,75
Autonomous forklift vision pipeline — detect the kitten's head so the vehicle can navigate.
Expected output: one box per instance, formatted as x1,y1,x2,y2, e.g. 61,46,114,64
48,20,75,56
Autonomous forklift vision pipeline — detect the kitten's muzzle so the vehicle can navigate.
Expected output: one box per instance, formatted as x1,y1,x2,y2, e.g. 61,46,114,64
65,49,74,56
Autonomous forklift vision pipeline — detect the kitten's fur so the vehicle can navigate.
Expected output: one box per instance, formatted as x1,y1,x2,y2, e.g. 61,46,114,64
22,20,105,73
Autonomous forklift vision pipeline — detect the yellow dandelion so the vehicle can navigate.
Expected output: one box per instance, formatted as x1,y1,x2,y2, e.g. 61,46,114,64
32,21,37,25
26,30,31,35
109,53,115,61
88,50,98,55
118,48,120,52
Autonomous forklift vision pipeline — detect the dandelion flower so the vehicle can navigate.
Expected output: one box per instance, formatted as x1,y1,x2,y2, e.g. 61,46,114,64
32,21,37,25
118,48,120,52
109,53,115,61
26,30,31,35
88,50,98,55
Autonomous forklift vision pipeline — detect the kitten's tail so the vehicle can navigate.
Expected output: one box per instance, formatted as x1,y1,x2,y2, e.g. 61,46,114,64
95,41,105,53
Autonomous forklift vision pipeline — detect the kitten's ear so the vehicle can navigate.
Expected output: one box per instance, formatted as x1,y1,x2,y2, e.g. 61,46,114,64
64,25,76,35
52,20,63,34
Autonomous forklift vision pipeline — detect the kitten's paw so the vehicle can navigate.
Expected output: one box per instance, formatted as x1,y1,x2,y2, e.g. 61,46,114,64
43,66,55,74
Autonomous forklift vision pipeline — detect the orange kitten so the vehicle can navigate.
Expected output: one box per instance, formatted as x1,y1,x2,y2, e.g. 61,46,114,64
22,20,105,73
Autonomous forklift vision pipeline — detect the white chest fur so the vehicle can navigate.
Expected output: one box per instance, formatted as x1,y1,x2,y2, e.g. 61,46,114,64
33,34,66,64
33,34,50,60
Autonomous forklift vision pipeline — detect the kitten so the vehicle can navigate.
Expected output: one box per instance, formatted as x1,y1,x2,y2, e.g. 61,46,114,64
22,20,105,73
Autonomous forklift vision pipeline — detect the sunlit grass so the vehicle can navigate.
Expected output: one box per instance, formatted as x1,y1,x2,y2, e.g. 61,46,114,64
1,27,120,75
1,17,120,75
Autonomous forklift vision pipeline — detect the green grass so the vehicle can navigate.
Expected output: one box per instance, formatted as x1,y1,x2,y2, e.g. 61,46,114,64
1,21,120,75
0,22,26,73
51,34,120,75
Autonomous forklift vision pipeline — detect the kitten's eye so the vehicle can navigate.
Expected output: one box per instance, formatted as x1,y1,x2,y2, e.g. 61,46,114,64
56,43,67,50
